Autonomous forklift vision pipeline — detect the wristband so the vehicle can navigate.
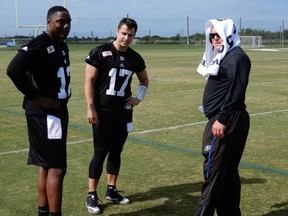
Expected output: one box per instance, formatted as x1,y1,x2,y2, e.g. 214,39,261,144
135,85,147,101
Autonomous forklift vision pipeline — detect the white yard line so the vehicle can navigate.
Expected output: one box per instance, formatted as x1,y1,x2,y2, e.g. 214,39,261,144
131,120,207,134
1,108,287,156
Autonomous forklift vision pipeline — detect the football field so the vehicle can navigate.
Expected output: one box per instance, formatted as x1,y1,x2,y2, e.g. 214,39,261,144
0,44,287,216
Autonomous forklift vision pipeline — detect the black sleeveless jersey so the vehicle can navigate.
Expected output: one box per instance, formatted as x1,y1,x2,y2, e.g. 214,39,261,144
85,42,146,111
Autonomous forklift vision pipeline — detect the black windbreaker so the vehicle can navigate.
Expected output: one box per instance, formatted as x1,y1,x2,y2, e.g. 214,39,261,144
203,46,251,125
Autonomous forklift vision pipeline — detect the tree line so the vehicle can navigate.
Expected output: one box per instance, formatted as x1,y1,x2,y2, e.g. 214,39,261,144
1,28,287,44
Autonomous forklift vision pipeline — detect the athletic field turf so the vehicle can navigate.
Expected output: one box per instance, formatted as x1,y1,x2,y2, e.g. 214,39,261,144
0,44,287,215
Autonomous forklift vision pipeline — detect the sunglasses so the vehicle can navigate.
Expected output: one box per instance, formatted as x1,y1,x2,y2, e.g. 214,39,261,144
209,33,220,39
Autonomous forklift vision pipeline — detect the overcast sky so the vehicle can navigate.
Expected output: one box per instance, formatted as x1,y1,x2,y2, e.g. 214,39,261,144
0,0,287,37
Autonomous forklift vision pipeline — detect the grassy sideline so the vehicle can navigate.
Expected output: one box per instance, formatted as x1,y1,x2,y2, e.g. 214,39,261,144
0,44,287,216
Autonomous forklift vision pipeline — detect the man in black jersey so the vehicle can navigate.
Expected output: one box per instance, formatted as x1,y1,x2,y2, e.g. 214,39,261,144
84,17,149,214
7,6,71,216
194,19,251,216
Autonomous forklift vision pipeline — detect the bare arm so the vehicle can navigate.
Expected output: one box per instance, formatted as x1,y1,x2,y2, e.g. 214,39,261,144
84,64,99,125
136,69,149,87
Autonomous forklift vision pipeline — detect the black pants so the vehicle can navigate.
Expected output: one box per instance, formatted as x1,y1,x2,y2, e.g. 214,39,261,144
89,110,131,179
194,110,250,216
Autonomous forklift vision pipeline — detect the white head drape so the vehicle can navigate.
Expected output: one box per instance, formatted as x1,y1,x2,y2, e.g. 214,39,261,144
197,18,240,79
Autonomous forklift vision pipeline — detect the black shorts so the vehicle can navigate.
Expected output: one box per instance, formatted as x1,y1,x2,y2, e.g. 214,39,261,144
26,112,69,168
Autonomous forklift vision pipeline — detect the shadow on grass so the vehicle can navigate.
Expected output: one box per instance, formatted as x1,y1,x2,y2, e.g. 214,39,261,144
108,182,202,216
261,202,288,216
106,177,268,216
240,178,288,215
240,177,267,184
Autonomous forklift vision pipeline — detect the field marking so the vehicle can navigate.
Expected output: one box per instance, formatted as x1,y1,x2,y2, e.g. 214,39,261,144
0,139,93,156
0,149,28,155
1,108,287,156
132,120,207,134
1,80,287,109
250,108,288,116
132,108,288,134
3,108,287,154
248,48,279,52
128,137,288,176
1,108,288,176
2,138,288,177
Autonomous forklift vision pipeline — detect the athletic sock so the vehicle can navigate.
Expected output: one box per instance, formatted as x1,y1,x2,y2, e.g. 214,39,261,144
38,206,49,216
88,191,97,196
107,185,116,190
50,212,62,216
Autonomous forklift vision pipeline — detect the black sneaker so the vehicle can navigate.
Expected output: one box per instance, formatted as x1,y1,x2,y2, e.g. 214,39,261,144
105,187,130,204
86,194,101,214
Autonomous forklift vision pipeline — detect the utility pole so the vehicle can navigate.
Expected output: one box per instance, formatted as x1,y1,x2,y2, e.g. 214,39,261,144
282,19,285,47
187,16,189,49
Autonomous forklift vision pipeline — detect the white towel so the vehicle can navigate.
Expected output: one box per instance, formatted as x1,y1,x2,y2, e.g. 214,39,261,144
47,115,62,139
197,18,240,79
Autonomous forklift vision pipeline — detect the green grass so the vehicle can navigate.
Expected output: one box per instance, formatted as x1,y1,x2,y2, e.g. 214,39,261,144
0,44,287,216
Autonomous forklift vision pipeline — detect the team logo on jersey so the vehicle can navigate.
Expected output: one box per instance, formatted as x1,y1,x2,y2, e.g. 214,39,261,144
120,56,124,61
204,145,211,152
21,46,28,51
102,51,112,57
47,45,55,54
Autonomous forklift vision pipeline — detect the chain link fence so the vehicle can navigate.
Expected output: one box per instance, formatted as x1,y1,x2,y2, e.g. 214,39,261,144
0,15,286,46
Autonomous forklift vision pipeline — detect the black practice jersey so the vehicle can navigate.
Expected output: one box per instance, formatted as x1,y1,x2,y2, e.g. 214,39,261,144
203,47,251,125
7,32,71,114
7,32,71,102
85,42,146,111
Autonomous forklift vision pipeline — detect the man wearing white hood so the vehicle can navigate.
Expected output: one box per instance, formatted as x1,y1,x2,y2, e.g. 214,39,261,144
194,18,251,216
